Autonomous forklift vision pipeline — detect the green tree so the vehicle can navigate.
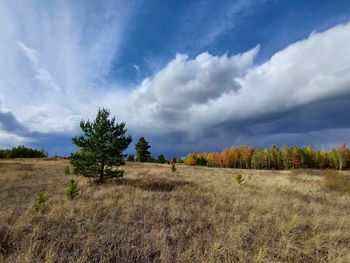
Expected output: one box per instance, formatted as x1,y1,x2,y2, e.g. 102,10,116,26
0,146,47,158
135,137,151,162
157,154,166,164
70,108,132,183
65,179,79,200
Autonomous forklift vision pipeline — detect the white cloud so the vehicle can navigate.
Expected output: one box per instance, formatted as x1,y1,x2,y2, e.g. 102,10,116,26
133,64,140,72
130,22,350,134
131,46,260,129
17,41,61,92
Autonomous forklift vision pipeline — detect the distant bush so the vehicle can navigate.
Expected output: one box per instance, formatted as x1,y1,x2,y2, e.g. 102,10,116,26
66,179,79,200
156,154,166,164
323,169,350,191
175,157,184,164
0,146,47,159
147,156,155,163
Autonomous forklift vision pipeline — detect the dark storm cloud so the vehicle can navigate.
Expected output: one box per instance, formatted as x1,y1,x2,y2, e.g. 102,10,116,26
214,95,350,137
0,111,26,133
136,95,350,158
0,108,75,156
28,132,75,156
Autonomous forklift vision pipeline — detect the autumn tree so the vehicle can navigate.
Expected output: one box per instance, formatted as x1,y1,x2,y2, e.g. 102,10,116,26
135,137,151,162
290,146,301,169
70,108,132,183
184,153,199,165
240,146,254,169
330,143,350,170
184,144,349,170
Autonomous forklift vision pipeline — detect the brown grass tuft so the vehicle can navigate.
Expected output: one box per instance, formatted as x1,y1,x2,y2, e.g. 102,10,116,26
323,169,350,191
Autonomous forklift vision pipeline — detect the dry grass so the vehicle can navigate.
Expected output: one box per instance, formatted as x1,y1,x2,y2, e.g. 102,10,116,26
0,159,349,263
323,169,350,192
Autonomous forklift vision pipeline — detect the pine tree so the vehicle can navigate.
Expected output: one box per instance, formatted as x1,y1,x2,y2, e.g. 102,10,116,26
157,154,166,164
70,108,132,183
135,137,151,162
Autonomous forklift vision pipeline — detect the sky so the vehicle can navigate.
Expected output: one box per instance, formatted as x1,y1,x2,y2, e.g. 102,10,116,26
1,0,350,157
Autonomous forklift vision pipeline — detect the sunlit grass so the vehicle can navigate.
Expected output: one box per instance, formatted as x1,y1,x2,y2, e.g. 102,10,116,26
0,159,349,262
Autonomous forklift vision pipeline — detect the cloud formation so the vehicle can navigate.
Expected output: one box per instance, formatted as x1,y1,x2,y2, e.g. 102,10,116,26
0,0,349,155
131,46,260,130
16,41,61,92
131,23,350,138
0,0,137,135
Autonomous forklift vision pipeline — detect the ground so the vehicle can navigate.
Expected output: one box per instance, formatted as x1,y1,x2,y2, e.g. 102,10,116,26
0,159,349,263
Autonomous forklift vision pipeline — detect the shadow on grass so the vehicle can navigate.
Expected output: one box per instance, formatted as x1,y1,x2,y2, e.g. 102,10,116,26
115,177,193,192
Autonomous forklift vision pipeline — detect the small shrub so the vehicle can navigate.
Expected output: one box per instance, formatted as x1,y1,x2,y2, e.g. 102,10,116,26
34,192,48,210
171,163,176,173
235,174,245,185
66,179,79,200
324,169,350,191
64,166,70,175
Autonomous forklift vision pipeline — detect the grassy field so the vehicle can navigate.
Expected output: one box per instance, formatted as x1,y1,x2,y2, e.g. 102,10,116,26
0,159,349,263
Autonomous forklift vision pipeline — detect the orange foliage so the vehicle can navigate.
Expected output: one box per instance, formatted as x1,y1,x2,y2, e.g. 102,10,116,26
184,153,198,166
184,143,350,170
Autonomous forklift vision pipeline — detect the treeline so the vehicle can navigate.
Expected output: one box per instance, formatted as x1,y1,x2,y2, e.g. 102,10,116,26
126,153,183,164
126,137,183,164
184,144,350,170
0,146,47,159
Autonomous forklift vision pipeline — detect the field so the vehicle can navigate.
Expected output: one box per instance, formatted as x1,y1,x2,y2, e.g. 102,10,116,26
0,159,349,263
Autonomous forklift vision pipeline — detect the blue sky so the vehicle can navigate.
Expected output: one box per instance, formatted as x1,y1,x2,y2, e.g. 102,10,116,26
112,0,350,84
1,0,350,157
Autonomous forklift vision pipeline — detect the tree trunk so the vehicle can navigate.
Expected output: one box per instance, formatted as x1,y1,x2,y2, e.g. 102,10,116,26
99,162,105,183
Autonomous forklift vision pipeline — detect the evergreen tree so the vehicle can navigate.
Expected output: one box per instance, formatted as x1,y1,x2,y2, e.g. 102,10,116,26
157,154,166,164
0,146,47,158
135,137,151,162
70,108,132,183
